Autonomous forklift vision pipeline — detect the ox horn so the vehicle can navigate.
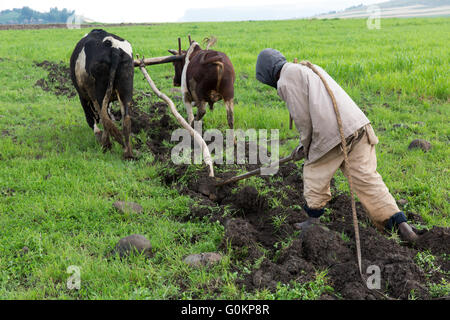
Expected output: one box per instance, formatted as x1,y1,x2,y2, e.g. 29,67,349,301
178,37,182,55
188,34,192,45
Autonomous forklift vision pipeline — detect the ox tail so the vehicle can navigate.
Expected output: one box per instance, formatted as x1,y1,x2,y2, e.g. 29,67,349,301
199,53,224,92
101,49,124,146
214,61,224,93
107,49,121,92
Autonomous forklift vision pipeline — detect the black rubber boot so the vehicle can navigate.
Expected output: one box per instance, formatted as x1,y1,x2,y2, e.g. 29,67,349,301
398,222,419,243
294,205,325,231
385,212,418,244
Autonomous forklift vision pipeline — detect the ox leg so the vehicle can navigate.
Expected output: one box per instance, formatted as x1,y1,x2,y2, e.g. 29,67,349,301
94,121,103,144
79,96,96,129
196,101,207,122
87,89,117,151
183,94,195,127
95,101,112,151
186,101,195,127
100,88,125,148
117,91,134,160
100,126,112,151
225,99,236,145
80,97,104,144
225,99,234,129
107,102,117,122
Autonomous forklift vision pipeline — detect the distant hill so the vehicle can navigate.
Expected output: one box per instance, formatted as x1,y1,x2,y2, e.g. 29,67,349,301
179,0,450,22
0,7,76,25
316,0,450,19
179,5,319,22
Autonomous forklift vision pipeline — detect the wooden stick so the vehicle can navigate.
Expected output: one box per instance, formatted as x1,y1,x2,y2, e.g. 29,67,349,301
137,59,215,177
300,60,362,276
133,55,183,67
215,153,300,187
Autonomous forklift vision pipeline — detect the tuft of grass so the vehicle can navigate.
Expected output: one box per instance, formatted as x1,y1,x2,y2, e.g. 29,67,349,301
247,270,334,300
271,213,289,232
415,250,442,276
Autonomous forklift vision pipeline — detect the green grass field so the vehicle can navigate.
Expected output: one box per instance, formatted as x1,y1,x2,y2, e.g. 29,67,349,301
0,18,449,299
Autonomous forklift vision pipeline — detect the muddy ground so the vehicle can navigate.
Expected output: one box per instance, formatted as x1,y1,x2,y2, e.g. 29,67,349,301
35,61,77,99
170,162,449,300
35,60,449,300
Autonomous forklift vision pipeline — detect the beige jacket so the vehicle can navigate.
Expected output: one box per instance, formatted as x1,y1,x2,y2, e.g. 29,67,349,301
277,62,370,163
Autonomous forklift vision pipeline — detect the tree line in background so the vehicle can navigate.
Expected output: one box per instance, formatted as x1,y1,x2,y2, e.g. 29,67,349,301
0,7,75,25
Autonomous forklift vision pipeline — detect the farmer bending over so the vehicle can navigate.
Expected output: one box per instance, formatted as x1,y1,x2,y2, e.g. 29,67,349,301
255,48,418,243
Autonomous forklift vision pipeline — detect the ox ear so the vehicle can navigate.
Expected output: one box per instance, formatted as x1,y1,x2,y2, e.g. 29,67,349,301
168,49,178,55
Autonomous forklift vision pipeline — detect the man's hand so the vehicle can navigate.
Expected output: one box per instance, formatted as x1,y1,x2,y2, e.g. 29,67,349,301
291,144,305,161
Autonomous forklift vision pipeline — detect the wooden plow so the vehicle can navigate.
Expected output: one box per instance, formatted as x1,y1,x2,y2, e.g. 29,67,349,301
133,36,215,177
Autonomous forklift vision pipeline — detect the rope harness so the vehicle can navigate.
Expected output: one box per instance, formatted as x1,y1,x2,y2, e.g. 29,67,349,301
299,60,362,274
297,61,396,300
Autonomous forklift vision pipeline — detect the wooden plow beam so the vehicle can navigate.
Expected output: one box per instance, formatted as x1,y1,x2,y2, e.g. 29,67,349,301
135,56,215,177
133,54,184,67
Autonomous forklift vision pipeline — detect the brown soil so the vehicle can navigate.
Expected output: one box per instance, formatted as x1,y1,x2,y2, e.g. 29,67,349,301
173,161,449,300
150,112,449,300
35,60,77,99
35,60,450,300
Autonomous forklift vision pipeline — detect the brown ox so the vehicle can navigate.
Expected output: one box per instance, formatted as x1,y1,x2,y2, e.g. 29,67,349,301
169,41,235,129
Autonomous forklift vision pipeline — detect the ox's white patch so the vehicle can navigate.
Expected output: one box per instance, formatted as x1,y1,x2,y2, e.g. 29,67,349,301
75,47,87,87
181,42,200,99
107,103,116,121
102,36,132,58
94,123,101,134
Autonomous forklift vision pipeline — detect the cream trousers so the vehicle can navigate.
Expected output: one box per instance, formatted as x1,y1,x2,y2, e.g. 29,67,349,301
303,124,399,230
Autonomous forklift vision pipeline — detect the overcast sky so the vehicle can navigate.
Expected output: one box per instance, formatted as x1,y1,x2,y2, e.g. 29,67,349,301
0,0,387,23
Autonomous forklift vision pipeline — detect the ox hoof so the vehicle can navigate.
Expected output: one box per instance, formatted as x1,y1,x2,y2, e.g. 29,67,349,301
123,151,138,161
102,141,112,152
94,131,103,144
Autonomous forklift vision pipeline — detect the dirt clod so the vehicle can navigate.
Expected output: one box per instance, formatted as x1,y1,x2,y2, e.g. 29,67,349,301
408,139,432,152
415,227,450,255
113,201,143,214
35,61,76,98
301,225,353,267
113,234,152,258
183,252,222,267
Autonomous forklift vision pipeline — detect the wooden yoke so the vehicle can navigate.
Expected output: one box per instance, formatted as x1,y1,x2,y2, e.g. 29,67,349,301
133,55,184,67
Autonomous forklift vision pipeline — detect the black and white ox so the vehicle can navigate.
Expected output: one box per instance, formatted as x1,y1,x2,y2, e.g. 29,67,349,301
168,40,236,129
70,29,134,159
